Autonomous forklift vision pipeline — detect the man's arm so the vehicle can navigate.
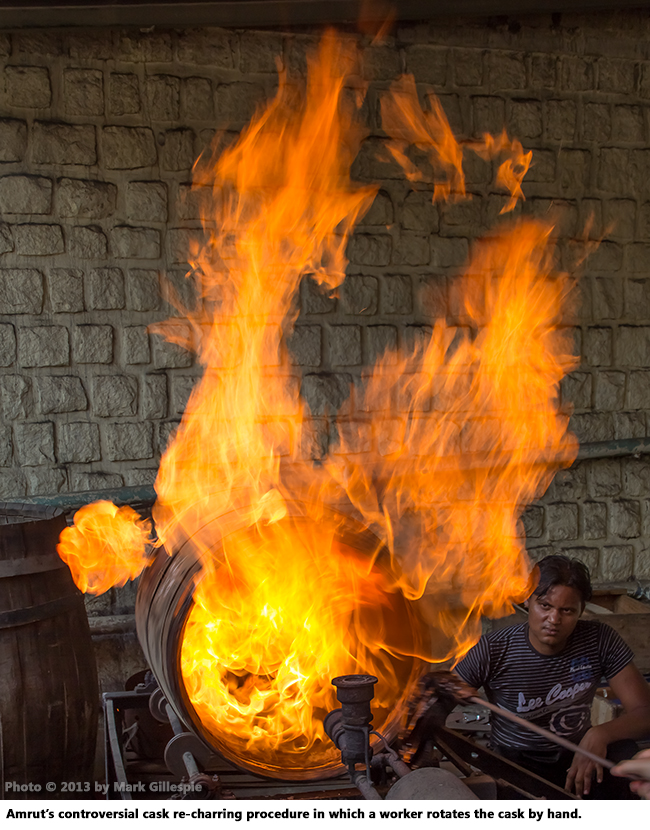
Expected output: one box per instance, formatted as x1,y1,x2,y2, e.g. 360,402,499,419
612,748,650,799
565,662,650,796
454,636,491,690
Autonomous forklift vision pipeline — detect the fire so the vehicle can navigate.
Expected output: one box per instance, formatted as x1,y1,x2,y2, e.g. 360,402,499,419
57,31,577,776
152,32,375,553
381,75,465,202
181,515,420,776
326,218,576,658
380,74,532,211
57,501,151,595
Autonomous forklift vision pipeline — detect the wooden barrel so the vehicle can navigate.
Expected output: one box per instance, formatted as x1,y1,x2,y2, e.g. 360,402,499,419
0,503,99,796
136,500,424,781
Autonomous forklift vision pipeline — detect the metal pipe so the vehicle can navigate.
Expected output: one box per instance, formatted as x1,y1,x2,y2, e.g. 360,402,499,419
384,753,411,779
351,771,383,800
575,437,650,461
12,485,156,511
7,438,650,512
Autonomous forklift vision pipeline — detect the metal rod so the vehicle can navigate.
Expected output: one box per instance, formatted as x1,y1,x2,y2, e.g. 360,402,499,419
165,703,185,737
468,696,615,770
6,437,650,511
371,730,411,778
182,750,201,779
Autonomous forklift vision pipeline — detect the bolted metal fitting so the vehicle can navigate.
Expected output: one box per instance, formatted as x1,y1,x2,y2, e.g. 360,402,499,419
324,674,378,767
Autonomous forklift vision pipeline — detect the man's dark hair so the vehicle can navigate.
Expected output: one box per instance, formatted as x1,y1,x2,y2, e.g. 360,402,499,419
532,555,592,604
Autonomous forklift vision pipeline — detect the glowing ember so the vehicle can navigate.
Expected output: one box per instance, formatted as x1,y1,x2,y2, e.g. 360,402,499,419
57,501,151,595
58,30,578,776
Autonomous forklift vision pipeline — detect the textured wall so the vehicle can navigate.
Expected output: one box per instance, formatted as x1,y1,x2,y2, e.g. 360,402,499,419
0,17,650,582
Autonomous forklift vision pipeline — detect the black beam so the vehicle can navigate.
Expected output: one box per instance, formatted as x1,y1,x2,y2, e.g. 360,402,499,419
1,0,650,29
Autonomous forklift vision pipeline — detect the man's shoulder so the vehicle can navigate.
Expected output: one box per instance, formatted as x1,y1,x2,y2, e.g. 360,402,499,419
572,618,616,641
573,619,602,633
572,618,631,652
475,622,529,658
484,621,528,645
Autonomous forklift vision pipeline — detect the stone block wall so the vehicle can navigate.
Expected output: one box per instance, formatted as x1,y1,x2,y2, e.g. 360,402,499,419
1,16,650,583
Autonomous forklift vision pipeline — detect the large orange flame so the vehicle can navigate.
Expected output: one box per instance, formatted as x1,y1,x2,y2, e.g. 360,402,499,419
324,219,576,658
153,33,376,553
57,30,577,775
57,501,151,595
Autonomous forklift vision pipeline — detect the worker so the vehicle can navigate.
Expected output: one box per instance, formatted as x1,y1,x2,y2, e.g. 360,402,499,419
612,749,650,799
455,554,650,798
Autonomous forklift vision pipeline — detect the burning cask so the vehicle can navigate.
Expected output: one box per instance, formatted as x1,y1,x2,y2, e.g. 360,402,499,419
135,501,424,780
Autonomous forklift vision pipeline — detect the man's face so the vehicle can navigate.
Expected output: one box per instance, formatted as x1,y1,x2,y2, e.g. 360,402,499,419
525,584,583,655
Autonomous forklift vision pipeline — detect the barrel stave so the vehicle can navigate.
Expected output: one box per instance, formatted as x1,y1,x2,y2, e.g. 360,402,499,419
0,507,98,796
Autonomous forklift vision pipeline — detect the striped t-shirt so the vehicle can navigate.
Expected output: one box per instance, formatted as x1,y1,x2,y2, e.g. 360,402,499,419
455,620,633,751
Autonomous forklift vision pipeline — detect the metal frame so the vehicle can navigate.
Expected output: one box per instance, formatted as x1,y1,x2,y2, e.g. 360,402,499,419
104,688,578,801
103,687,363,800
103,690,152,801
430,725,578,800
